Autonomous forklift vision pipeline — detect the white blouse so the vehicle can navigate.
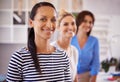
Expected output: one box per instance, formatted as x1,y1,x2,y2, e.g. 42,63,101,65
51,41,78,81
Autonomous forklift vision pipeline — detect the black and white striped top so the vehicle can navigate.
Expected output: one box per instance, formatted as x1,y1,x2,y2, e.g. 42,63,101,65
6,47,72,82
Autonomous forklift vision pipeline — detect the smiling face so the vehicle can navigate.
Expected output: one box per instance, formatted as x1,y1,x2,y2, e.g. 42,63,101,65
59,15,76,39
78,15,93,34
76,11,95,36
30,6,57,40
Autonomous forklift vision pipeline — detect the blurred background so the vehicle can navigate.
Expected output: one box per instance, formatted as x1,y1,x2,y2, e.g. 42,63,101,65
0,0,120,81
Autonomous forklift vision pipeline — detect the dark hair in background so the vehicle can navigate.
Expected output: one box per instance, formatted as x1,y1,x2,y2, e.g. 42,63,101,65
28,2,56,74
76,10,95,36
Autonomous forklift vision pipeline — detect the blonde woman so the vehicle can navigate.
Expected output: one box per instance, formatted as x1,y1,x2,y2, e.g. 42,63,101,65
51,9,78,82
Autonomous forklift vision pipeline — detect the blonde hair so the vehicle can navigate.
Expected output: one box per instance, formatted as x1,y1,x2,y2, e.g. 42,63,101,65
57,9,74,27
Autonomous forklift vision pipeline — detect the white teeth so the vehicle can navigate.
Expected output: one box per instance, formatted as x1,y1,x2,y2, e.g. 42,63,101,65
67,30,73,33
67,30,72,33
41,29,54,34
67,30,75,36
42,29,53,31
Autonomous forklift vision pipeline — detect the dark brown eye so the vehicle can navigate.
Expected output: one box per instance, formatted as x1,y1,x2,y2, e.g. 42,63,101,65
40,17,47,22
83,20,93,25
89,21,92,24
64,23,68,26
51,18,56,23
71,22,75,26
83,20,87,23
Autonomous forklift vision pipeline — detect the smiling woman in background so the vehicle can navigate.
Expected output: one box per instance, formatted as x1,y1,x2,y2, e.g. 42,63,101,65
6,2,71,82
51,9,78,82
71,10,100,82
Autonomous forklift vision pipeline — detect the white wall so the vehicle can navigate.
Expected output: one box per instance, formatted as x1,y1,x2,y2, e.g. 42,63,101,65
82,0,120,61
0,44,26,74
83,0,120,15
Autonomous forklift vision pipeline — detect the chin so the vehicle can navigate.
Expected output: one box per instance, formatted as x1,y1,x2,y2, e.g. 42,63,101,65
66,35,73,39
46,36,52,39
43,35,52,40
68,34,74,37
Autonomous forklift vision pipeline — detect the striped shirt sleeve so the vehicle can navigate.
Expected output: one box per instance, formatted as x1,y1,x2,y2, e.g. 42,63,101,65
6,52,23,82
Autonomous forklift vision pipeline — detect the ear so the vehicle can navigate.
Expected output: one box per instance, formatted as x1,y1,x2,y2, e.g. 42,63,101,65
29,18,34,27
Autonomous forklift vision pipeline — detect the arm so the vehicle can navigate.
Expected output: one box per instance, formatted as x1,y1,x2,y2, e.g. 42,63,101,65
90,75,97,82
90,39,100,82
73,47,79,82
74,75,78,82
6,52,23,81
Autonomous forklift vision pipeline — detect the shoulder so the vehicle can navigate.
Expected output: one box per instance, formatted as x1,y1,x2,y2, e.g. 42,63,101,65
54,48,69,64
89,36,99,43
90,35,98,40
53,46,66,55
71,35,78,45
11,47,30,60
72,35,77,40
70,45,78,58
51,41,65,51
50,41,57,46
15,47,30,55
71,45,78,54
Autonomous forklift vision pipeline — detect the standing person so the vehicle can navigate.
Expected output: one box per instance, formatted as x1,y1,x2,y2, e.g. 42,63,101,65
6,2,71,82
71,10,100,82
51,9,78,82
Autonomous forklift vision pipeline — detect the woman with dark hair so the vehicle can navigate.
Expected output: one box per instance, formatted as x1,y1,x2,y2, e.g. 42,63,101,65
71,10,100,82
6,2,71,82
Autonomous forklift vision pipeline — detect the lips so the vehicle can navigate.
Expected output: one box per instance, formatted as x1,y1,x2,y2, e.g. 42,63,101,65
41,28,55,36
41,28,55,32
66,30,75,36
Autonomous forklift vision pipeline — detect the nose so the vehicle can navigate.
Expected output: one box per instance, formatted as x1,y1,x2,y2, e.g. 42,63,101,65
86,21,93,27
68,24,74,30
86,22,90,27
46,20,53,28
69,24,73,28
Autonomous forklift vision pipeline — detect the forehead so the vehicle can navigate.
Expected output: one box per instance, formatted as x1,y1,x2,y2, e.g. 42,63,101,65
62,16,75,22
36,6,57,18
84,15,93,20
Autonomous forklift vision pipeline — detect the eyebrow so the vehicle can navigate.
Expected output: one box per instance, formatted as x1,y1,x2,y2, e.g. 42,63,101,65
40,15,56,19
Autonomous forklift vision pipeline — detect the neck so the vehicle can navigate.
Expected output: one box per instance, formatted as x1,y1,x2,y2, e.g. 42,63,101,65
57,37,71,50
77,31,88,38
76,32,88,43
35,37,52,54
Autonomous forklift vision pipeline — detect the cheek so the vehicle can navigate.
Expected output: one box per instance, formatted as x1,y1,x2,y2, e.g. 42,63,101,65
86,28,91,32
73,26,77,32
53,23,56,31
60,26,66,31
78,23,84,28
33,21,43,29
78,26,82,31
88,26,92,30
